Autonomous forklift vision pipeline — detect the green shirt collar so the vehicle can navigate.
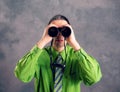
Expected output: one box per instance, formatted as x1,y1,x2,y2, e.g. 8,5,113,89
51,45,69,61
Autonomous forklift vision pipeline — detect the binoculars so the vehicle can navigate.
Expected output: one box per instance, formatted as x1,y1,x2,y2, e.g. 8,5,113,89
48,26,71,37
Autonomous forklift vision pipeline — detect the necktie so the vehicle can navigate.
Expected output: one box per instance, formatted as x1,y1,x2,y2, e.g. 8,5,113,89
54,54,63,92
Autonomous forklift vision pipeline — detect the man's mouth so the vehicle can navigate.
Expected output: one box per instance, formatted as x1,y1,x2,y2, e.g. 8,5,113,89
55,39,63,42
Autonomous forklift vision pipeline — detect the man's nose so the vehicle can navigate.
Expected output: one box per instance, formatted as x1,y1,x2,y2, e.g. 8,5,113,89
57,32,62,36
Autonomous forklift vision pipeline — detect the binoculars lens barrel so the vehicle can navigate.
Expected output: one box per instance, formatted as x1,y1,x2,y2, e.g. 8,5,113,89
48,26,71,37
48,27,58,37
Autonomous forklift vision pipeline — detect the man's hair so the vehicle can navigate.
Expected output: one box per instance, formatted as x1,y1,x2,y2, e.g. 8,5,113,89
48,14,70,25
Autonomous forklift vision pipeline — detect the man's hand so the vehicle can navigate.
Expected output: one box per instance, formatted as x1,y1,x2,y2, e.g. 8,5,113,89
37,24,57,49
65,24,81,51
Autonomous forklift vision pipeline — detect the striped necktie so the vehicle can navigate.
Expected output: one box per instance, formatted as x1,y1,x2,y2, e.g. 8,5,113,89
54,54,63,92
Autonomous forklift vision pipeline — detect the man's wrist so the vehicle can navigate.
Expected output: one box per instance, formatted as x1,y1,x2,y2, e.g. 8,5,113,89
68,40,81,51
73,42,81,51
37,39,46,49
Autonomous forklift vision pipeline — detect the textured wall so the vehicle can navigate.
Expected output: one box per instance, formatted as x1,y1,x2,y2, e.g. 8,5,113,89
0,0,120,92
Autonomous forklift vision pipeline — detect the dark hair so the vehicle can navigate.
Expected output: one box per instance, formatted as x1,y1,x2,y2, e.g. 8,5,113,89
48,14,70,25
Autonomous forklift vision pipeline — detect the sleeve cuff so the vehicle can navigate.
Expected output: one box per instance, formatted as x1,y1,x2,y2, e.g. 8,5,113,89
30,45,43,54
74,48,89,57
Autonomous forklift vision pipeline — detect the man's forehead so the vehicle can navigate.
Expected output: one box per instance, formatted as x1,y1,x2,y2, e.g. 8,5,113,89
51,20,68,27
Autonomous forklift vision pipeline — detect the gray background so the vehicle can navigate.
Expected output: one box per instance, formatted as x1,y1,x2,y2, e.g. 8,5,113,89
0,0,120,92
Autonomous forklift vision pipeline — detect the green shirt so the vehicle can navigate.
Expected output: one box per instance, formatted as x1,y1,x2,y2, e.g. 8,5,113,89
14,45,102,92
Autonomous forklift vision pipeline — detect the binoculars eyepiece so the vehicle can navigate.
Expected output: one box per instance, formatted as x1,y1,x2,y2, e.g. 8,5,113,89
48,26,71,37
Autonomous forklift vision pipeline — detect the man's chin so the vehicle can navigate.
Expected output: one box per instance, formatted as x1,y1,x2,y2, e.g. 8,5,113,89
55,43,64,48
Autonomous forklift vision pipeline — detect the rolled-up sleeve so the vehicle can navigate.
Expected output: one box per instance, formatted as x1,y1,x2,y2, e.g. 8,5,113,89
14,45,42,83
74,48,102,86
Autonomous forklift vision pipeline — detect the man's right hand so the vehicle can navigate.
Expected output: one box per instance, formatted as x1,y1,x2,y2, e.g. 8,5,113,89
37,24,57,49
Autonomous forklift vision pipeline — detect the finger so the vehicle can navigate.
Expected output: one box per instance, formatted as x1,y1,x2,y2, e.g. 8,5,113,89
45,24,58,34
48,23,58,28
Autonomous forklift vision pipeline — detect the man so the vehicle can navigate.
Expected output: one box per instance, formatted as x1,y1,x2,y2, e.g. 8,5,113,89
14,14,102,92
